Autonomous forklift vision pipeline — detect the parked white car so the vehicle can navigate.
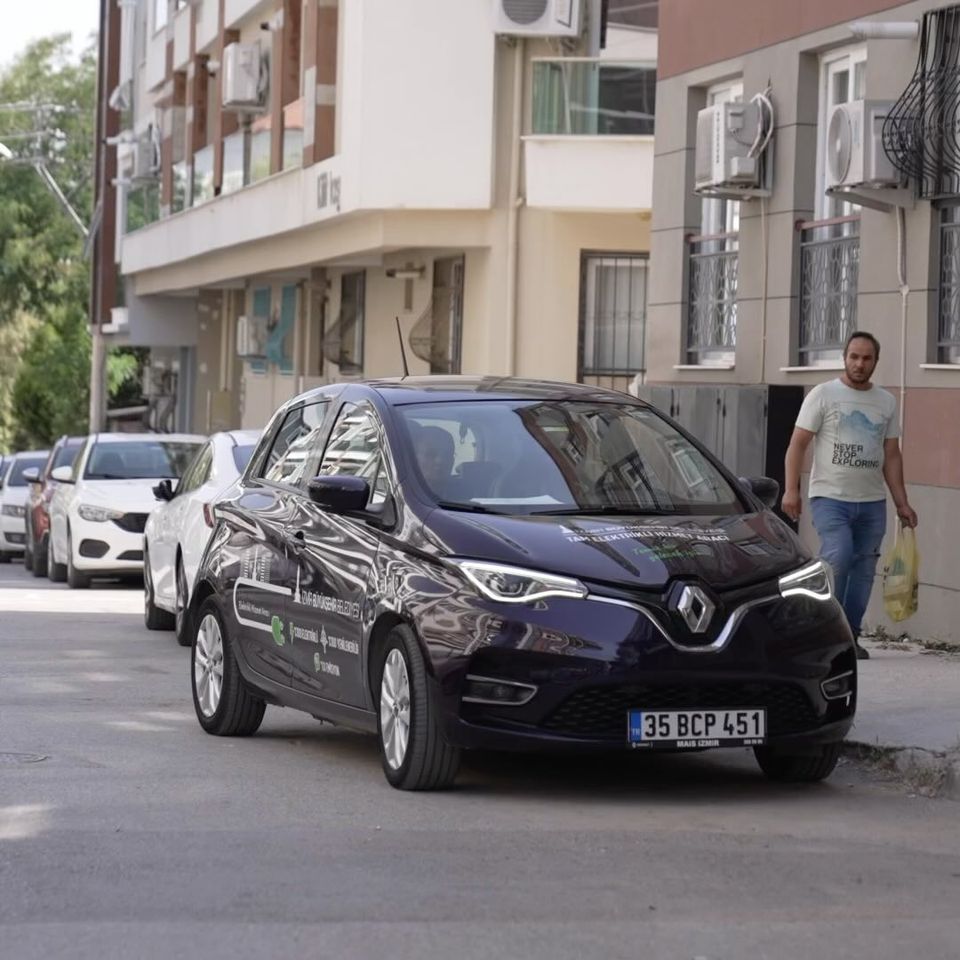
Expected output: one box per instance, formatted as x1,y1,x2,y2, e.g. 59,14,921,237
144,429,260,643
48,432,204,588
0,451,49,562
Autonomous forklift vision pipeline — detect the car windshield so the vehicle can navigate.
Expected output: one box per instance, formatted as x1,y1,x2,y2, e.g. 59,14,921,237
398,400,745,517
84,441,202,480
232,444,256,473
8,456,47,487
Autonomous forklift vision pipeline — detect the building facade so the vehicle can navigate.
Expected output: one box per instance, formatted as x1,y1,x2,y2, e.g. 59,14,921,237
93,0,658,433
649,0,960,641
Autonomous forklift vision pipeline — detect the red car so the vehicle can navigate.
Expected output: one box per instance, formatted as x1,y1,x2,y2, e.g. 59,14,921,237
24,436,85,577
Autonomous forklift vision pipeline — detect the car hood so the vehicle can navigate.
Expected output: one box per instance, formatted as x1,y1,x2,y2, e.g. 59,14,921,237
424,509,808,592
76,479,166,514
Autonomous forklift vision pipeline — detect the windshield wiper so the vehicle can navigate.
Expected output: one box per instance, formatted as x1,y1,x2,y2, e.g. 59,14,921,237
528,505,676,517
434,500,508,515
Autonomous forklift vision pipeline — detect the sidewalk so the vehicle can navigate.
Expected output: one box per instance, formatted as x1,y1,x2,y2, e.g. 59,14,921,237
845,639,960,800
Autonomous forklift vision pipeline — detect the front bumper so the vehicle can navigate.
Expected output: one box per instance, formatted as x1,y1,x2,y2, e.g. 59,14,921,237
69,512,145,572
0,516,26,552
421,588,856,754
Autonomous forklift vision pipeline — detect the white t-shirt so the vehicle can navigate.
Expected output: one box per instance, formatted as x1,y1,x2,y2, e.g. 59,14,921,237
795,379,899,502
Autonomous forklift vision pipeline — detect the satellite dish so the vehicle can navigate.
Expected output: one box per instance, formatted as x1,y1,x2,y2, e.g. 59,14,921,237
827,104,853,184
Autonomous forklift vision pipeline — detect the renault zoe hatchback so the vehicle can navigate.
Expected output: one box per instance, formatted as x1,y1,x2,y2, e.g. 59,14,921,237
186,378,855,790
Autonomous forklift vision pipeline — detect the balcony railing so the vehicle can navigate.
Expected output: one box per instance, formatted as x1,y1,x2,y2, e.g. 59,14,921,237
192,144,215,206
249,129,271,185
531,58,655,136
222,130,245,195
799,216,860,365
687,233,738,364
172,161,189,214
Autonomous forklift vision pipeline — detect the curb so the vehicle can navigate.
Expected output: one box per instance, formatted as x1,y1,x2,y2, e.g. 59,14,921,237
843,740,960,801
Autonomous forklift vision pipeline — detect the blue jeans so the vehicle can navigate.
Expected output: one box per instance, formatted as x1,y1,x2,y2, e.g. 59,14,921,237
810,498,887,638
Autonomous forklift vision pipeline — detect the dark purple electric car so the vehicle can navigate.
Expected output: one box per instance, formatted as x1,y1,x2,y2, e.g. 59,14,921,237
187,377,855,790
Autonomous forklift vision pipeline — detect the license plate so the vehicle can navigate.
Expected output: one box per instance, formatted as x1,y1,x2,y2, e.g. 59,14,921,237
627,709,766,749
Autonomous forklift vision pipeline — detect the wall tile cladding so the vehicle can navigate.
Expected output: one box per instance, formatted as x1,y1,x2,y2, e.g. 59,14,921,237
659,0,911,79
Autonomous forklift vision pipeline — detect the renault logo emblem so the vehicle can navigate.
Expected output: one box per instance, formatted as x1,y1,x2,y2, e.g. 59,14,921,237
677,585,715,634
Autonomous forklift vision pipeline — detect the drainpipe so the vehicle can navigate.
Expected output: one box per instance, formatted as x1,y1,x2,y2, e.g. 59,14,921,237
504,38,524,376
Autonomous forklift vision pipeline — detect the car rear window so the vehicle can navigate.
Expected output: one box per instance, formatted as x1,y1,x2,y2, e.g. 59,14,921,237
232,444,255,473
84,441,202,480
8,456,48,487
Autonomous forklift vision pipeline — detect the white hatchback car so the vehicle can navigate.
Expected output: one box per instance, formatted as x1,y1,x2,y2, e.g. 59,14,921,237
0,451,49,562
144,429,260,643
48,432,204,588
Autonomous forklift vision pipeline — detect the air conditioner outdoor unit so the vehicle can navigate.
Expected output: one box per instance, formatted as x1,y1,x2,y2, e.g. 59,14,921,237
236,314,269,358
694,101,766,194
222,42,269,112
132,125,162,181
826,99,899,189
493,0,581,37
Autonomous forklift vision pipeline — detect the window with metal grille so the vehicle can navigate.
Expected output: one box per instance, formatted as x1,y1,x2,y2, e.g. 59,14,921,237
578,253,647,378
937,204,960,363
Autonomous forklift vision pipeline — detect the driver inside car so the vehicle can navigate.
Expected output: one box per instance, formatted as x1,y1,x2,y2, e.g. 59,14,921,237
412,425,456,496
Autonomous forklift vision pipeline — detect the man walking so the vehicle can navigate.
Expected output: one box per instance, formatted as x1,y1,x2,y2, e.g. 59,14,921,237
782,331,918,659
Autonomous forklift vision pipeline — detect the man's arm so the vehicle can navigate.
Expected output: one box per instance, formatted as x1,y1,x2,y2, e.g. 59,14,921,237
883,438,918,528
782,427,816,521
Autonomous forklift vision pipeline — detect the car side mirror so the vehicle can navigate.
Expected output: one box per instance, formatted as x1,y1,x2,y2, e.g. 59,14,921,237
308,475,370,514
51,465,74,484
741,476,780,510
22,467,40,485
153,479,176,502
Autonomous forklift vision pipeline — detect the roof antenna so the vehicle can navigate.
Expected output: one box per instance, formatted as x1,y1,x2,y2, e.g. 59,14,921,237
396,316,410,378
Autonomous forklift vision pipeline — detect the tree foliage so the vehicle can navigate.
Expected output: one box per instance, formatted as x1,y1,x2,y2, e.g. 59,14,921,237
0,35,145,450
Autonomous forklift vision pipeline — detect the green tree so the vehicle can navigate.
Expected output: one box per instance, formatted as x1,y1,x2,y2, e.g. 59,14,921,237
0,313,40,452
1,34,145,447
0,34,95,325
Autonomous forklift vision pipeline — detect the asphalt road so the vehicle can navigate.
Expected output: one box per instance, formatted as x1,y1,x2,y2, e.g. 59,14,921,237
1,561,958,960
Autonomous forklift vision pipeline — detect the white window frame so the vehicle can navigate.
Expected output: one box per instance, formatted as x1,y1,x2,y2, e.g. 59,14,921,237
814,45,867,219
153,0,168,34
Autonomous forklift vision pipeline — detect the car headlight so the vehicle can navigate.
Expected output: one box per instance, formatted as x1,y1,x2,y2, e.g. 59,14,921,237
1,504,25,517
778,560,833,601
453,560,588,603
77,504,125,523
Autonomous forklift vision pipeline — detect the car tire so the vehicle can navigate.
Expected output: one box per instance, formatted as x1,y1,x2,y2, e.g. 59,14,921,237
0,552,10,564
376,624,460,791
191,597,265,737
174,556,191,647
31,533,48,578
23,522,34,572
66,529,90,589
143,545,175,631
47,534,67,582
754,742,842,783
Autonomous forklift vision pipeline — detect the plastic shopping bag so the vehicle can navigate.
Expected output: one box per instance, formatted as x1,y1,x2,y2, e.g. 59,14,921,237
882,522,919,623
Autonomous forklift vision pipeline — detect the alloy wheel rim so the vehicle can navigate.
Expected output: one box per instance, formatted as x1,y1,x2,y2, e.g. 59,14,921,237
379,648,411,770
194,614,224,718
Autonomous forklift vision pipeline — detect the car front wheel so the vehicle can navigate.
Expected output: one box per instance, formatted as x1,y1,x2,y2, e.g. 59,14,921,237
31,532,48,578
191,597,265,737
47,533,67,582
66,529,90,589
143,545,175,631
754,742,842,783
377,624,460,791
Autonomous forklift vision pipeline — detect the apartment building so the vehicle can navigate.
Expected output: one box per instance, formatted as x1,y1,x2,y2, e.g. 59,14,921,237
91,0,657,433
647,0,960,641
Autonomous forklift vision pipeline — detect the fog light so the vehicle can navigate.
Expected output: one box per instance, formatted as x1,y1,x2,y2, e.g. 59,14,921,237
462,674,537,706
821,671,854,701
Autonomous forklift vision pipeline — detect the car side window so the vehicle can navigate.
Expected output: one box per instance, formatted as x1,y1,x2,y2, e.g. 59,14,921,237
260,401,329,488
317,403,391,506
178,443,213,496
